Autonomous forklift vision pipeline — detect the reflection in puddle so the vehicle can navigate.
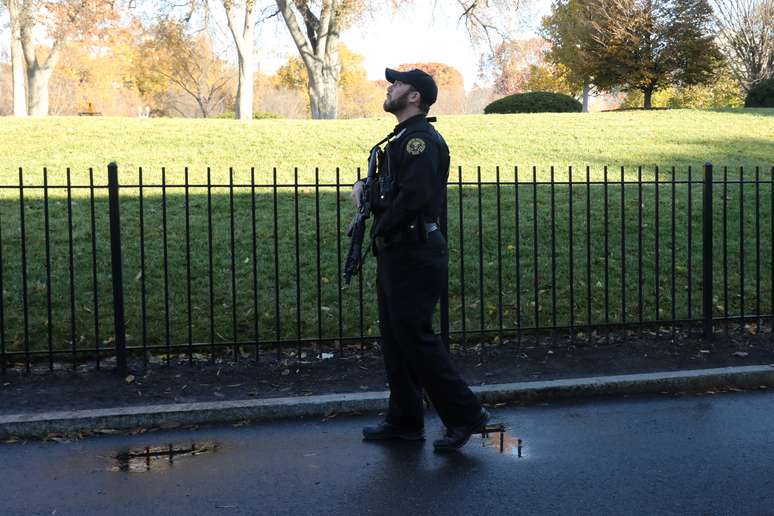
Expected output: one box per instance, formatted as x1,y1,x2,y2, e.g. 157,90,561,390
474,426,524,457
111,441,218,472
486,433,524,457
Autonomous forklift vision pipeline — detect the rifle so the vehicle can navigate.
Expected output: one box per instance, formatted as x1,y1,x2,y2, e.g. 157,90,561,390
343,144,382,285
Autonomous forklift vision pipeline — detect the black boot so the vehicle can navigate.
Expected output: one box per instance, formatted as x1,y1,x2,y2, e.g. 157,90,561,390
362,421,425,441
432,409,490,452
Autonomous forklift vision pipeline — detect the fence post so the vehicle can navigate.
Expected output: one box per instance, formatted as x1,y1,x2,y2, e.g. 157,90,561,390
440,188,450,350
108,162,128,375
702,162,714,339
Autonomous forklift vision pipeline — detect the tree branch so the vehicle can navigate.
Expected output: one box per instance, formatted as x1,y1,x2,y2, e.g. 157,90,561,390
276,0,317,69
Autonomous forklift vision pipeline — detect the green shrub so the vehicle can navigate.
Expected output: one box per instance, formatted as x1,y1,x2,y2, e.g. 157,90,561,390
484,91,582,114
620,70,744,109
745,78,774,108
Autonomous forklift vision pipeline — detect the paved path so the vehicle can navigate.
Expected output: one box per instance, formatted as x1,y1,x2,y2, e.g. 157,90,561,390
3,390,774,515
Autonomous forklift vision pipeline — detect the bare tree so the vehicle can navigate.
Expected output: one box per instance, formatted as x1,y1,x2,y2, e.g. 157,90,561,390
223,0,258,120
271,0,526,119
454,0,526,52
712,0,774,91
19,0,65,116
134,0,260,119
274,0,345,119
138,21,234,117
3,0,27,115
203,0,527,120
6,0,117,116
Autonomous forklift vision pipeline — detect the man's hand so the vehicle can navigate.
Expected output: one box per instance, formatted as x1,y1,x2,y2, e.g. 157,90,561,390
351,180,365,209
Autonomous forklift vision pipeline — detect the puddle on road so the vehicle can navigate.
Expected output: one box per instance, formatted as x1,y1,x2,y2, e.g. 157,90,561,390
110,441,218,473
472,425,525,458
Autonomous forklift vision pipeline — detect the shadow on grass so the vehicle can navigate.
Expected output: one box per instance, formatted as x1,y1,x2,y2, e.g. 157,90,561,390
0,169,772,367
707,108,774,117
563,137,773,174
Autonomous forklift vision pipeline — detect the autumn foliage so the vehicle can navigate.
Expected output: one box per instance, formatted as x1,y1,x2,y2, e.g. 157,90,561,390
396,62,466,114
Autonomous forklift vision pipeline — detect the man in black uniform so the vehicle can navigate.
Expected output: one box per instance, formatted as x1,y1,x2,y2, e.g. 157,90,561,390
354,68,489,452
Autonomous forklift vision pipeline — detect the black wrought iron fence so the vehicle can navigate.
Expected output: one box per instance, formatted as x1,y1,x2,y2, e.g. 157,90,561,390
0,163,771,375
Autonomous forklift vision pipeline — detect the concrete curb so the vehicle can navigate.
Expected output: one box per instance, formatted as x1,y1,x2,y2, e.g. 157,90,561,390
2,364,774,439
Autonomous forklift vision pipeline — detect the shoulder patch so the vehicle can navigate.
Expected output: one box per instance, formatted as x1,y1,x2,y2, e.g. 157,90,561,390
406,137,426,156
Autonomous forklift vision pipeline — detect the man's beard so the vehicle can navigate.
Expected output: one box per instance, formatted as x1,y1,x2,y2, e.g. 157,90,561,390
383,90,410,113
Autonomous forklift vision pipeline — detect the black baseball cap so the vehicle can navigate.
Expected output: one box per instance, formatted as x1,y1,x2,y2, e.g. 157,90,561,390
385,68,438,106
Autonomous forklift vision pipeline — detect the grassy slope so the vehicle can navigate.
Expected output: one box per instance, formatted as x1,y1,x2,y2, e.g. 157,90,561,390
1,109,772,187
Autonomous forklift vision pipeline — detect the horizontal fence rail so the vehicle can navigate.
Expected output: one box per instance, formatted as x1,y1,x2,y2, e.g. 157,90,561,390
0,163,772,374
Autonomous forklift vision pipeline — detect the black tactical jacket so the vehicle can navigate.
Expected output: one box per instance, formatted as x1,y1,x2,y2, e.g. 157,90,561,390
370,114,450,238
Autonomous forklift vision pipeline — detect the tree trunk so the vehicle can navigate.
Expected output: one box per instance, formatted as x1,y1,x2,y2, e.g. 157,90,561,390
20,12,62,117
27,68,53,116
235,52,254,120
643,88,653,109
11,36,27,116
7,0,27,116
581,82,590,112
224,2,255,121
309,65,338,119
276,0,341,120
197,97,208,118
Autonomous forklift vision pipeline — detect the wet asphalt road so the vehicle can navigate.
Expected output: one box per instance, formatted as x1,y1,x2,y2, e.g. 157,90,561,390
3,390,774,516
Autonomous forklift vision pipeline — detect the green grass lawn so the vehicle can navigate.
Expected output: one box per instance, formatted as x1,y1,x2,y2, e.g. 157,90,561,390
1,109,772,185
0,110,772,363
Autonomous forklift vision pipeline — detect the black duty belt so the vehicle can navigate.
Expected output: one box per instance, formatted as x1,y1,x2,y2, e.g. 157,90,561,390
375,222,440,250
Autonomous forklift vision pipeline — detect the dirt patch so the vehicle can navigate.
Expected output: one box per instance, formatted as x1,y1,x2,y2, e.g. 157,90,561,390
1,324,773,416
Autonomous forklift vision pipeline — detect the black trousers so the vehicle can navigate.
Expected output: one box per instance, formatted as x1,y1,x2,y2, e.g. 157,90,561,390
376,230,482,430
